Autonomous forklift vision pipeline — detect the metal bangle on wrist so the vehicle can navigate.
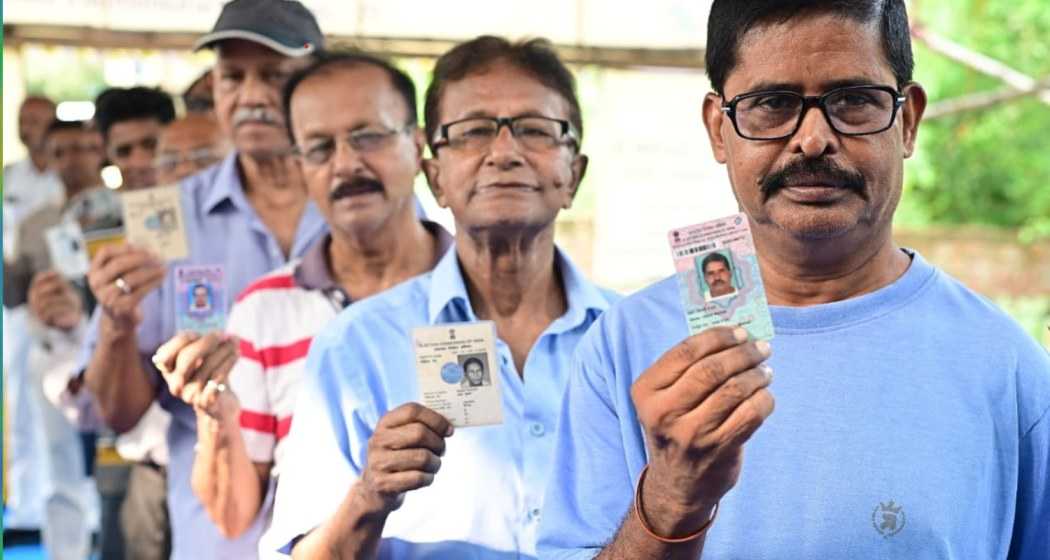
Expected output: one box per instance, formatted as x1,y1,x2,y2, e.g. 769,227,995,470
634,464,719,543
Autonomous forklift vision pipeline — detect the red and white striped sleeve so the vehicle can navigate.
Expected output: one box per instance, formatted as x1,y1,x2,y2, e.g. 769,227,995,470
225,274,287,464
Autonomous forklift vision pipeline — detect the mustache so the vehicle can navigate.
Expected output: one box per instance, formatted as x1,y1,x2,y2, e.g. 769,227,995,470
330,176,385,202
232,107,282,128
759,158,866,200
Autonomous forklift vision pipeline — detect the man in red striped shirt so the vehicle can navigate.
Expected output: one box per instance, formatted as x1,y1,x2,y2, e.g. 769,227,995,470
153,50,451,550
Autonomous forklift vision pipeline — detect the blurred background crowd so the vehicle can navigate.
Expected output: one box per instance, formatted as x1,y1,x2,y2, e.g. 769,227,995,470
2,0,1048,558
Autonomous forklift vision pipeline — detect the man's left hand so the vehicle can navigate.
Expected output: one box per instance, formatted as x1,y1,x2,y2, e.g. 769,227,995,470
28,271,83,331
152,331,239,405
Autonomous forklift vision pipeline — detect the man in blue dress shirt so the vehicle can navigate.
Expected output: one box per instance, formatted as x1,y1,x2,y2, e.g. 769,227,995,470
539,1,1050,559
79,1,328,558
265,36,619,559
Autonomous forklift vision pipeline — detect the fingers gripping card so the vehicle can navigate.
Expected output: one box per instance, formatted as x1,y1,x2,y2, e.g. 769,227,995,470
413,321,503,428
669,213,774,341
175,265,226,334
121,184,189,261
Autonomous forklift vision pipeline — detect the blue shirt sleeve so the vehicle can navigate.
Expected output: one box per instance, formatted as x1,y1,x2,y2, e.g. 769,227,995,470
1010,344,1050,560
75,307,162,388
264,326,375,555
1011,407,1050,560
538,323,645,560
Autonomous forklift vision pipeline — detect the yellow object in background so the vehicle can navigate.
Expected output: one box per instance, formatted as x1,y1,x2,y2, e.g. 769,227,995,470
84,227,126,260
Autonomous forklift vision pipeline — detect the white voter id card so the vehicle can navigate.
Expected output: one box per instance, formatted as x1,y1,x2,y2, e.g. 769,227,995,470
121,184,189,261
44,221,90,279
412,321,503,428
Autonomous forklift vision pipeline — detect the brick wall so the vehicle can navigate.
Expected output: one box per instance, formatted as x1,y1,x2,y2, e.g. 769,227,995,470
894,226,1050,298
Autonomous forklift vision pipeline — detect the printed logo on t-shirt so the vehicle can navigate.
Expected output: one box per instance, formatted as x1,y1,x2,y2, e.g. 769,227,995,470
872,500,906,538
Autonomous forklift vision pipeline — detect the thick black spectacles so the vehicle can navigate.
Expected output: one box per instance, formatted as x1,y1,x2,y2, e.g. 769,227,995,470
721,85,906,141
431,116,578,154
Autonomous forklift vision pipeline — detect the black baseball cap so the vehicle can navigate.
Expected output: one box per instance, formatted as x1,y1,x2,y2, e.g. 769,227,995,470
194,0,325,57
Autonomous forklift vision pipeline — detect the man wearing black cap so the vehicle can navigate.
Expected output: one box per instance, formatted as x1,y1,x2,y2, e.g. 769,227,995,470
79,1,328,558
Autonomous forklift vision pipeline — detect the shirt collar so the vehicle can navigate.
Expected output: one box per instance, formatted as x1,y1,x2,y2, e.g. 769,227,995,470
202,152,244,215
295,220,455,305
426,243,611,332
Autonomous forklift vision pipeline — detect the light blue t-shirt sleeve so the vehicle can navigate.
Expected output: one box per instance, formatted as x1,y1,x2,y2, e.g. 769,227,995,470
1009,345,1050,560
538,325,642,560
265,326,374,555
1012,410,1050,560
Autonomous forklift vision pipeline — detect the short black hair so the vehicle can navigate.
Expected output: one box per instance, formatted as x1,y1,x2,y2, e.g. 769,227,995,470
93,87,176,140
281,49,418,142
463,357,485,372
42,120,87,143
423,36,583,152
705,0,913,95
701,252,731,274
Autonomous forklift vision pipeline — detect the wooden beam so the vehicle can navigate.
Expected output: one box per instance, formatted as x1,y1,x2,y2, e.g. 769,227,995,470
2,23,706,70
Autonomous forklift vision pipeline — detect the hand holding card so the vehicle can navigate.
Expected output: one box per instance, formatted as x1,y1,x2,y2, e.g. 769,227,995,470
359,402,453,515
87,244,166,337
28,271,83,330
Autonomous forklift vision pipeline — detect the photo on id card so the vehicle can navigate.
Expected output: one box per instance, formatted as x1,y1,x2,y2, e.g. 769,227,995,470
412,321,502,428
174,265,226,334
668,212,774,341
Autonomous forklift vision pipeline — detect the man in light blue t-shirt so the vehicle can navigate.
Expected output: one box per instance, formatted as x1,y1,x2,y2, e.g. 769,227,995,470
538,1,1050,559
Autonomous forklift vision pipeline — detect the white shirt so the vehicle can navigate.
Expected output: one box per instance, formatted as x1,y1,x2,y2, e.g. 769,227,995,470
3,158,65,261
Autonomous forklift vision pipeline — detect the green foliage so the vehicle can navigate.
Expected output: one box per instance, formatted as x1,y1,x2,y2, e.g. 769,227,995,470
22,47,107,103
992,296,1050,348
901,0,1050,241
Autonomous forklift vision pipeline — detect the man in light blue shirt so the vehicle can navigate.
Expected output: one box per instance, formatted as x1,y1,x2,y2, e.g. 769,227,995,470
539,1,1050,559
78,1,327,557
267,36,618,559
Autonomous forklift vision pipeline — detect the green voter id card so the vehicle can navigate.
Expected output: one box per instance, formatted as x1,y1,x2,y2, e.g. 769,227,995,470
668,212,774,341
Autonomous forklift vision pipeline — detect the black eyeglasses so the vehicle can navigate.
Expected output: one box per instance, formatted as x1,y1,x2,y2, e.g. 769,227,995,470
721,85,906,141
431,116,578,154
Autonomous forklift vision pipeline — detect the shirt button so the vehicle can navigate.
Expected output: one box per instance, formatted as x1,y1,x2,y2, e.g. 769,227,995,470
529,422,545,437
529,507,541,521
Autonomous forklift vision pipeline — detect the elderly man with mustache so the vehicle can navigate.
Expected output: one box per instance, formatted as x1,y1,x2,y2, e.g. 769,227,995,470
150,49,452,551
77,1,330,558
539,1,1050,558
